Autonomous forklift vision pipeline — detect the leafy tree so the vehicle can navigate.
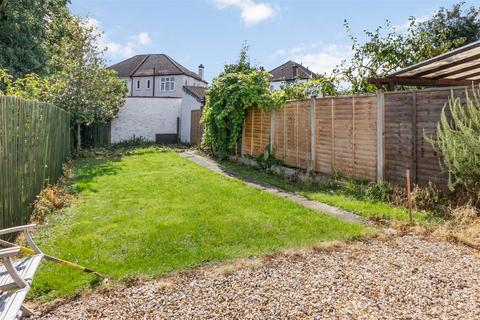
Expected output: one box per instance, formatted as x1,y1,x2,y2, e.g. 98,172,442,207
281,77,339,100
202,45,283,159
0,16,127,152
421,2,480,48
427,89,480,200
0,0,70,75
336,2,480,94
46,16,126,151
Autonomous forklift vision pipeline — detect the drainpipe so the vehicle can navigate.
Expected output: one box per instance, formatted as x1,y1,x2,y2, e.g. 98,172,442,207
152,67,156,96
130,76,133,97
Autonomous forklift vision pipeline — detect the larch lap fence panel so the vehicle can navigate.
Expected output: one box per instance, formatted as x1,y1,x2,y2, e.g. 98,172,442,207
243,95,377,180
384,87,472,187
0,96,70,230
242,87,470,188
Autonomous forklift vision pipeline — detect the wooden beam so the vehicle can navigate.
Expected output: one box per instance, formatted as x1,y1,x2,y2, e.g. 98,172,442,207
388,40,480,77
370,76,478,87
412,53,480,78
456,70,480,80
431,62,480,79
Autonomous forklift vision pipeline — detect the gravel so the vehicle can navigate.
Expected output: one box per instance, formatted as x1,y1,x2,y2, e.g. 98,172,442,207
34,234,480,320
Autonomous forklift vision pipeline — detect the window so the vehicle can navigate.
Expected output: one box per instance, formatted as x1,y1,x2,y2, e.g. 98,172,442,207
160,77,175,92
137,80,140,89
184,79,188,86
147,79,151,89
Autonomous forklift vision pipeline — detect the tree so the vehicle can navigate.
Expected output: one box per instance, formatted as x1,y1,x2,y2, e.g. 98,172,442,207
202,45,283,159
421,2,480,48
0,15,127,152
427,90,480,200
0,0,70,75
335,2,480,94
47,16,126,152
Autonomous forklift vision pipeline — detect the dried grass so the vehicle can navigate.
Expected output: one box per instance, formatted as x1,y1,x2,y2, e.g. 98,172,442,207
30,162,75,224
432,203,480,249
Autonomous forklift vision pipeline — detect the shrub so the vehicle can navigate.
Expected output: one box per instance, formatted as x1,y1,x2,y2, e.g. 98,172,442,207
427,88,480,201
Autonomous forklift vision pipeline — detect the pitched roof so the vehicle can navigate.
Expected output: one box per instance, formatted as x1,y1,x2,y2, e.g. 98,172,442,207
269,61,317,82
183,86,206,102
110,54,206,83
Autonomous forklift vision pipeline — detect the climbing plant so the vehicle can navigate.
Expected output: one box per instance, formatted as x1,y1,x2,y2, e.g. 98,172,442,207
202,45,283,159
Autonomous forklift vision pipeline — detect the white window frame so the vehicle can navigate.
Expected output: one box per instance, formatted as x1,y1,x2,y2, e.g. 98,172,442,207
160,77,175,92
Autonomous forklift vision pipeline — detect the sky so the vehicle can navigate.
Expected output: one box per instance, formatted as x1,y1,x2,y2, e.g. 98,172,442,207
70,0,477,82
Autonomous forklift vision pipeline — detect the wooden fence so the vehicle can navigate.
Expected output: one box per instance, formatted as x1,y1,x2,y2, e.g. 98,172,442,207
242,94,377,181
242,86,471,188
0,96,70,229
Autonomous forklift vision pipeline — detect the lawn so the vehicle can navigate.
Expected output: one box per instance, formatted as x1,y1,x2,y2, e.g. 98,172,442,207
31,148,370,300
220,161,439,224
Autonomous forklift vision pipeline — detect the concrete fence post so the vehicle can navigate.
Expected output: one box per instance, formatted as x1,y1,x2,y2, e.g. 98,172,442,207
376,89,385,181
308,96,316,172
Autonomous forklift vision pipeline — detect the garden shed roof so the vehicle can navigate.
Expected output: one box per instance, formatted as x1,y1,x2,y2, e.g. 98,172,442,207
370,40,480,89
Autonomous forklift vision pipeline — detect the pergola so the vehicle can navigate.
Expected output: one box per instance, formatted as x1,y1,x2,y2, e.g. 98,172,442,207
370,40,480,90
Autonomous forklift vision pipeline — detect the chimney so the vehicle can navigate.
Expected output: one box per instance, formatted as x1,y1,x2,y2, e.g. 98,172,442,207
198,64,205,80
292,64,299,79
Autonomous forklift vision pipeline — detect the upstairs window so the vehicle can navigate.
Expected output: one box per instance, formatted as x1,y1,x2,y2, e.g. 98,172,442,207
147,79,151,89
160,77,175,92
137,80,140,89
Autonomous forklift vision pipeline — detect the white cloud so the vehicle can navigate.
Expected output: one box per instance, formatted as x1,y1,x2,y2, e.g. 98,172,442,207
136,32,152,45
84,17,152,60
270,42,353,75
213,0,277,27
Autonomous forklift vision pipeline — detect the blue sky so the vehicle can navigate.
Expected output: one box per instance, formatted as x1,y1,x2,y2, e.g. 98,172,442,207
70,0,477,82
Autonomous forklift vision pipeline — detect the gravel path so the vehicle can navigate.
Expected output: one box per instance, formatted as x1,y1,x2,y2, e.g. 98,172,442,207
34,234,480,319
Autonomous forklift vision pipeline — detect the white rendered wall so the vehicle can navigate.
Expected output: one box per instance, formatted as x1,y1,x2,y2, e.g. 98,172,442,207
180,92,203,143
111,97,182,143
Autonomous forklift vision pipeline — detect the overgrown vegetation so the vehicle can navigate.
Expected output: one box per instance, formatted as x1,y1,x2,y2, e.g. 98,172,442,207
427,88,480,203
221,160,444,224
202,45,283,159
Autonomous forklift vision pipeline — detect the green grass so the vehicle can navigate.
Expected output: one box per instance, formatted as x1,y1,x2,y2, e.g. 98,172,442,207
31,148,370,300
221,161,440,224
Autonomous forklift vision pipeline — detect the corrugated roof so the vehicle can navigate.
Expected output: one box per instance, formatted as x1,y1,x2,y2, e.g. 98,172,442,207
370,40,480,88
269,61,317,82
110,54,206,83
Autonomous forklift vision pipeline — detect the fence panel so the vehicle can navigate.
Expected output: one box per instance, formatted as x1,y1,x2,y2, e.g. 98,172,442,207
384,87,472,187
0,96,70,229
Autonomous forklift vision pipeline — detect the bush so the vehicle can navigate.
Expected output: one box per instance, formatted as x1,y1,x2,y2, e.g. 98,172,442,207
427,89,480,201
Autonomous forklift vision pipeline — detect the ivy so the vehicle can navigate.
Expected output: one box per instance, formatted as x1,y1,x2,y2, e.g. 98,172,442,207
202,45,283,159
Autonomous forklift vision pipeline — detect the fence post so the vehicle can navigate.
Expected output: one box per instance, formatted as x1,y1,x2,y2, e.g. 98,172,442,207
376,89,385,182
270,110,275,155
308,96,316,172
241,118,245,158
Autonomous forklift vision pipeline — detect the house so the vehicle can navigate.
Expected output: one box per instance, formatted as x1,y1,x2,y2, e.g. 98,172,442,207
269,60,317,90
109,54,207,144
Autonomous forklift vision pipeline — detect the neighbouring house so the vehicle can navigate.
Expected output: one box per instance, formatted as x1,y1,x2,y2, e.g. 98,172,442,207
269,60,317,90
109,54,207,144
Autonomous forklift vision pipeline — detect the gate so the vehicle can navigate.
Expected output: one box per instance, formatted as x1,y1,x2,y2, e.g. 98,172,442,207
190,109,203,145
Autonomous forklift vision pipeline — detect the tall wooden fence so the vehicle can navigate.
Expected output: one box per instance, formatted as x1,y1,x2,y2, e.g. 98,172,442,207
242,86,471,188
243,94,377,181
0,96,70,229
